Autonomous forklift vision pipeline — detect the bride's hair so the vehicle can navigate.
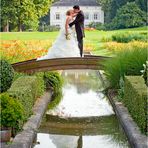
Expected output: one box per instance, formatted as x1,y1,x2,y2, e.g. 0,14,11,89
66,10,72,16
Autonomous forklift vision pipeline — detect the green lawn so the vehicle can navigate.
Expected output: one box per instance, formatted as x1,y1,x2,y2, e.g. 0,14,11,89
1,26,147,40
1,26,147,56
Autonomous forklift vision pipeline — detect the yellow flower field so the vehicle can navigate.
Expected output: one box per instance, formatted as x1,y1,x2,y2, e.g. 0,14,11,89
0,40,94,63
104,41,148,52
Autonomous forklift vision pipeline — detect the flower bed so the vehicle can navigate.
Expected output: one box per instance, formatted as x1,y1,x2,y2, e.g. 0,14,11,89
104,41,148,52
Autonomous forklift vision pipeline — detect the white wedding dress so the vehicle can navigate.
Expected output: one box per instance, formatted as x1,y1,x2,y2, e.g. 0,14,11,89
37,19,80,61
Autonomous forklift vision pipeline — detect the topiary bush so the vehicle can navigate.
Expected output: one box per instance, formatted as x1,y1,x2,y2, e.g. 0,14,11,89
0,60,14,92
0,93,24,135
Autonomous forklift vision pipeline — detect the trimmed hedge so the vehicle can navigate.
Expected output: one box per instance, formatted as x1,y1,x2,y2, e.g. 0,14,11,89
8,76,45,120
123,76,147,135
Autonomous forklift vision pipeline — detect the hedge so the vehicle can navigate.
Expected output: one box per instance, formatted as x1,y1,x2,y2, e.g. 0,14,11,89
123,76,147,135
8,76,45,120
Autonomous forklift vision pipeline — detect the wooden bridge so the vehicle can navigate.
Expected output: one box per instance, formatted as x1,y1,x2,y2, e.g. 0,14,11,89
12,55,110,74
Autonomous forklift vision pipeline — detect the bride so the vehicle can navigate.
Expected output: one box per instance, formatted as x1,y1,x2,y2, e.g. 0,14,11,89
37,10,80,61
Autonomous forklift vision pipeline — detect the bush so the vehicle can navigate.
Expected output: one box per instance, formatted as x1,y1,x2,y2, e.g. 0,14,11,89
0,93,24,134
8,76,44,120
88,22,105,30
44,71,63,93
103,47,147,88
123,76,147,134
112,32,147,43
0,60,14,92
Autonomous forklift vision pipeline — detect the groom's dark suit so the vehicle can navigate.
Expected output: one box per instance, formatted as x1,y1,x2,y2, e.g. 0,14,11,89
69,11,85,57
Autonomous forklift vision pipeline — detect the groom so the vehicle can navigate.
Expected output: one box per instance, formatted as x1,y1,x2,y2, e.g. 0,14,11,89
69,5,85,57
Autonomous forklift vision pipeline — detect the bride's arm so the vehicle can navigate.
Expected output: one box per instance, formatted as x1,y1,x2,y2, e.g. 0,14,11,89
65,16,71,35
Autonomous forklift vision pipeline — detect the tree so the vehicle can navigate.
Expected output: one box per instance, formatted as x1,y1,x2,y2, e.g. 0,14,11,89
1,0,53,31
98,0,147,24
112,2,146,29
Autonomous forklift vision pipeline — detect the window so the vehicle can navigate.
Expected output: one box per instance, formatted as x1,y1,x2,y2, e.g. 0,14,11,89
85,13,89,20
56,13,60,20
94,13,98,20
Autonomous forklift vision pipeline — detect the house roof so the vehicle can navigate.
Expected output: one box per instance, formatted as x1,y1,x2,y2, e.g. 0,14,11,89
52,0,100,7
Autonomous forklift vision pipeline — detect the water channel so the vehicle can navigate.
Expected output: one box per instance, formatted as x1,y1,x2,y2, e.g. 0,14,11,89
34,70,130,148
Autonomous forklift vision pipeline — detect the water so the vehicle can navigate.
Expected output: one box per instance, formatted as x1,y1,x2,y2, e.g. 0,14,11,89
34,70,130,148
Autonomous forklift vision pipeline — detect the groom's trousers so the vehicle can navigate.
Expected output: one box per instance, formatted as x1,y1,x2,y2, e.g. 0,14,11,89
77,37,83,57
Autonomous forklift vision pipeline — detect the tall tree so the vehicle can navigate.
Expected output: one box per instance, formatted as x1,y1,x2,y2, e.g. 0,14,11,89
1,0,53,31
112,2,146,29
98,0,147,24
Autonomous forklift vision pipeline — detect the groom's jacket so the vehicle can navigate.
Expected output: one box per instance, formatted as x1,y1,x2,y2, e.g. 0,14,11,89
69,11,85,39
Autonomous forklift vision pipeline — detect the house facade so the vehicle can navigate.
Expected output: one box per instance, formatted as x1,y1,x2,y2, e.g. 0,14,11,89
50,0,104,27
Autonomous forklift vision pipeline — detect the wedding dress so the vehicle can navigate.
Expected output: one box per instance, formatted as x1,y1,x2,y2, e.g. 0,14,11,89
37,19,80,61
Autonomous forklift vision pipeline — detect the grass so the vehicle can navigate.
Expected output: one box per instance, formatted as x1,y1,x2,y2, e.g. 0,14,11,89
103,47,147,88
0,26,147,57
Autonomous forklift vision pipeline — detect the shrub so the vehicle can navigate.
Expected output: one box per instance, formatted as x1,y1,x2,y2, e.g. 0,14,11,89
44,71,63,93
8,76,44,120
0,93,24,134
88,22,105,30
0,60,14,92
112,32,147,43
123,76,147,134
103,47,147,88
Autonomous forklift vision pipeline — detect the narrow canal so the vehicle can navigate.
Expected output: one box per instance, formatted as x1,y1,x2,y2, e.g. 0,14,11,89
34,70,130,148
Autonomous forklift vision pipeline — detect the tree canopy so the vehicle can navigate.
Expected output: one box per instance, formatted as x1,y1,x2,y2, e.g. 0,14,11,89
98,0,147,29
1,0,53,31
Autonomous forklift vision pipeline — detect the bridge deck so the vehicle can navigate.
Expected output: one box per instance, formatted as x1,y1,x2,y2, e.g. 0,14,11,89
12,55,110,73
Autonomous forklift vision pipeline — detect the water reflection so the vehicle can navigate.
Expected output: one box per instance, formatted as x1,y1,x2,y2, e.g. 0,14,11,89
34,70,129,148
47,70,114,117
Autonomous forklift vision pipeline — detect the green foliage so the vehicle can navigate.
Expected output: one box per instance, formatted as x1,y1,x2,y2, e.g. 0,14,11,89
0,93,24,131
103,47,148,88
112,2,146,29
123,76,147,135
112,32,147,43
8,76,44,120
98,0,147,26
44,71,63,93
39,25,60,32
13,72,27,82
141,61,148,86
48,89,63,110
0,60,14,93
1,0,53,31
35,72,46,96
88,22,105,30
